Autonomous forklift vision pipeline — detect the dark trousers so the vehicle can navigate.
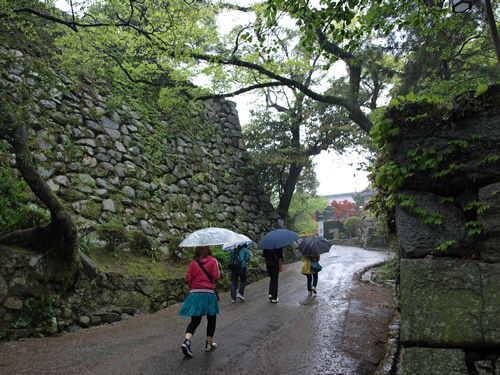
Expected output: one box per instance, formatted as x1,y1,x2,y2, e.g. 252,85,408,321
231,267,247,299
266,262,280,299
186,314,216,337
306,273,318,291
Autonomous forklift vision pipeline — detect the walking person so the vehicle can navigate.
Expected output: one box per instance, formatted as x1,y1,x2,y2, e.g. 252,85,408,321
179,245,220,357
301,255,320,296
229,244,251,303
263,248,283,303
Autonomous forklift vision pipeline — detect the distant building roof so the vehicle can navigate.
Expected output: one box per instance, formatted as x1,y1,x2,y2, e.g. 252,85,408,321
322,192,356,205
321,187,377,205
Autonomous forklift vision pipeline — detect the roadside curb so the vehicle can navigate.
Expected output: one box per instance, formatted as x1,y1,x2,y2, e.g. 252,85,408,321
356,261,401,375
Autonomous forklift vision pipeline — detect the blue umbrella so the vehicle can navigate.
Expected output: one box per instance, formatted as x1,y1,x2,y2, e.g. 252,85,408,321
259,229,298,250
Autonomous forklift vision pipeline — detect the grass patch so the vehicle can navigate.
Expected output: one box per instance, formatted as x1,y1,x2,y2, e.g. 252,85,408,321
371,255,398,283
89,248,187,279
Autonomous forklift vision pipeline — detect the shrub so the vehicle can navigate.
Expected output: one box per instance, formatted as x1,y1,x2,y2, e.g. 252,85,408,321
128,230,152,254
165,235,184,263
344,216,364,238
212,246,228,269
96,221,128,252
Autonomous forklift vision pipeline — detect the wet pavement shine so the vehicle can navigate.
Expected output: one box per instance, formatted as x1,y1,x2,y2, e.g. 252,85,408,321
0,246,395,375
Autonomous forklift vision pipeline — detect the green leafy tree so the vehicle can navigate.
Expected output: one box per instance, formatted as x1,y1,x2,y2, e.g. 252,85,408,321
343,216,363,238
288,192,329,236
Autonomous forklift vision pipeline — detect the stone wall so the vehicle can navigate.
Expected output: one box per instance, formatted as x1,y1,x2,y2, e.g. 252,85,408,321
0,247,268,341
0,46,280,248
0,47,279,340
383,88,500,374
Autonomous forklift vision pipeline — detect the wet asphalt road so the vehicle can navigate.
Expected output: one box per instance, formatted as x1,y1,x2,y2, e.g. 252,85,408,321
0,246,391,375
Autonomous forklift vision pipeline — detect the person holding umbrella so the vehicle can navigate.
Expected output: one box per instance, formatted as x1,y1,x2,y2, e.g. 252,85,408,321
301,255,320,296
263,247,283,303
179,245,220,357
229,243,251,303
298,236,332,296
259,229,299,303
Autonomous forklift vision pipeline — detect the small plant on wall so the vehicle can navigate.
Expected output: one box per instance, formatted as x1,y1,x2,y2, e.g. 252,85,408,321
11,295,58,335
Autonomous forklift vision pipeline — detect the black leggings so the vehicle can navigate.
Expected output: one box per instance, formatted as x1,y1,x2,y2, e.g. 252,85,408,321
186,315,216,337
306,273,318,291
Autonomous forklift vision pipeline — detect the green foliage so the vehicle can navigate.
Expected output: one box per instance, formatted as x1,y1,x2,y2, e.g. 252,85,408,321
374,219,389,239
288,192,329,236
0,166,50,233
247,256,261,268
343,216,363,238
128,230,153,254
95,221,128,253
165,235,184,263
77,233,97,256
435,240,457,252
11,295,58,334
127,230,161,261
465,221,482,236
212,247,228,269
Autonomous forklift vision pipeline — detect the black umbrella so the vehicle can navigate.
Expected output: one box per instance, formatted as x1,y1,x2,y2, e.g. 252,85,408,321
259,229,298,250
298,236,332,256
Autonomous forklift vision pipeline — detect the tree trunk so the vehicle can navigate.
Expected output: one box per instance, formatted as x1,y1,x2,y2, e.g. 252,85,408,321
277,164,303,223
0,122,79,288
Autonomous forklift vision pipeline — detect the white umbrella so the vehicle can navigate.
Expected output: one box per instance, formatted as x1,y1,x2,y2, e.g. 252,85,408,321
179,227,250,247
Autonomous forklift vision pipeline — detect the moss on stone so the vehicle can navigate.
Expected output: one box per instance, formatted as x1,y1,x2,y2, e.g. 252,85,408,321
80,200,101,220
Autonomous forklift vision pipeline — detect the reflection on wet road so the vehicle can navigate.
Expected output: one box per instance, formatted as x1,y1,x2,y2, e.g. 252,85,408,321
0,246,391,375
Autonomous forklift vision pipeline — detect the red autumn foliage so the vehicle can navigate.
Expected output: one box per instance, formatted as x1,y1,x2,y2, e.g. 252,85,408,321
330,199,358,221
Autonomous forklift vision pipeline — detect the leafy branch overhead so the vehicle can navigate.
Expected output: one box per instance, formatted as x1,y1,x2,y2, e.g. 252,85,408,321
7,0,497,137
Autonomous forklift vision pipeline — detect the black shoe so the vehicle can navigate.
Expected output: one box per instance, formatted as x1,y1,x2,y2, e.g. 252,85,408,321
182,339,193,357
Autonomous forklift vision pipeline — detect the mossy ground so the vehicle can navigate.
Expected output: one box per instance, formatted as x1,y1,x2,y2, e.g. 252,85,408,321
372,258,398,283
88,248,188,279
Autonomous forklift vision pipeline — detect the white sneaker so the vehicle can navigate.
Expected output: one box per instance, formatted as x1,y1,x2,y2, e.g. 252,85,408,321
231,299,236,303
271,298,279,303
237,293,245,301
205,342,217,352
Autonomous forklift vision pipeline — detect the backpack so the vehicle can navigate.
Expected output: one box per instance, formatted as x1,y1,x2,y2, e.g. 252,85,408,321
228,248,242,270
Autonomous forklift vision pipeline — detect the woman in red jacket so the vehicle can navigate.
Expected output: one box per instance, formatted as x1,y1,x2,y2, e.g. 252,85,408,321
179,245,220,357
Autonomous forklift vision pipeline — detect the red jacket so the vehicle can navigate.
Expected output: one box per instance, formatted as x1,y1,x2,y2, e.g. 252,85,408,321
186,256,220,290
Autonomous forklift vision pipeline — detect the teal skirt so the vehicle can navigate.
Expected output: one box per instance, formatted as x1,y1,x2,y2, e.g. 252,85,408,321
179,293,220,317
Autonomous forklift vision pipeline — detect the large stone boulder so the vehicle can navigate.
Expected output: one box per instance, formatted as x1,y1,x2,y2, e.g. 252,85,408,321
477,182,500,262
400,259,500,347
395,190,473,258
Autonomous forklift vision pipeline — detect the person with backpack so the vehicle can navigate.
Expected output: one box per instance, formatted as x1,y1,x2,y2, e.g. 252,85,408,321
228,244,251,303
179,245,220,357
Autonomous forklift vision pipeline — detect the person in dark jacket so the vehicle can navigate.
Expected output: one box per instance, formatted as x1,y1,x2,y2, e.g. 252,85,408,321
229,244,251,303
179,246,220,357
263,248,283,303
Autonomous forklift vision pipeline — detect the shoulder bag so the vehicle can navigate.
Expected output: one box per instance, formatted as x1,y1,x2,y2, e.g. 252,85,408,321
196,259,220,301
310,260,322,273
